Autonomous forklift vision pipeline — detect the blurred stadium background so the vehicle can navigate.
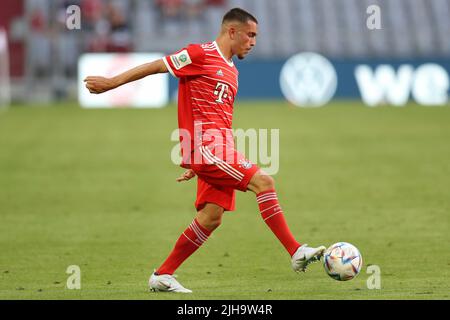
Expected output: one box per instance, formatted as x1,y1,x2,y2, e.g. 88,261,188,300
0,0,450,105
1,0,449,299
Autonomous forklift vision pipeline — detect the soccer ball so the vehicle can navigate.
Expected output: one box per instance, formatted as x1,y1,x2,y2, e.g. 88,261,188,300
323,242,363,281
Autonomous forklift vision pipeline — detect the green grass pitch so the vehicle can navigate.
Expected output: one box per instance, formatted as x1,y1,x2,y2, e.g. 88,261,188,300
0,100,449,299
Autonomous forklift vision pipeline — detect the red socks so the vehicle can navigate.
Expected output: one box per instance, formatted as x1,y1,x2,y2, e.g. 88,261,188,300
156,189,300,275
156,219,211,275
256,189,301,256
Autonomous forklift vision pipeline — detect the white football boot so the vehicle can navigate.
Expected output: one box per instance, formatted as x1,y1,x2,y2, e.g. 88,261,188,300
149,273,192,293
291,244,326,272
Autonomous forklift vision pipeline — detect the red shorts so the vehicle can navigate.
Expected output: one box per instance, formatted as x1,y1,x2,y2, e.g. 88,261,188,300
189,145,259,212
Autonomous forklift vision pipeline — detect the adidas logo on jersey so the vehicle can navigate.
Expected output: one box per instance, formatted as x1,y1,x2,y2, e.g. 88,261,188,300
216,69,224,76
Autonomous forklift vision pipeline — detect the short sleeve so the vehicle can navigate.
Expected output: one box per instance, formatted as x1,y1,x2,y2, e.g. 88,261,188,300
163,44,206,78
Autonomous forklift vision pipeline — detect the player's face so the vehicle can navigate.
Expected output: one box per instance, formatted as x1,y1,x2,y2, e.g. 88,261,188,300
233,21,258,60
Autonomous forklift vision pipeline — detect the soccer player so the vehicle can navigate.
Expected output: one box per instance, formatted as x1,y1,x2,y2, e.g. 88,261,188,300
85,8,325,293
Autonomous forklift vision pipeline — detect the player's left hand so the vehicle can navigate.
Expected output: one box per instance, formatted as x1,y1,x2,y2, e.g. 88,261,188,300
176,169,196,182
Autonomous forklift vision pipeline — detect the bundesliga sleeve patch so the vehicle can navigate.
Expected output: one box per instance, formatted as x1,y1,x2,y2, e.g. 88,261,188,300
170,50,192,70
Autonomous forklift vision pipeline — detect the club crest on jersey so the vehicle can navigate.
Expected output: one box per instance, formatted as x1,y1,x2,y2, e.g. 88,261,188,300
239,159,253,170
216,69,224,76
170,49,192,70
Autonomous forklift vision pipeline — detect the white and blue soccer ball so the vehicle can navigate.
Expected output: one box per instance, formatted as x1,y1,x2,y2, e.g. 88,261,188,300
323,242,363,281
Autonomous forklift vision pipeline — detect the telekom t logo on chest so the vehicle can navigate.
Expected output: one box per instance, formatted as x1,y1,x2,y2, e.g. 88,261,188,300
214,82,229,103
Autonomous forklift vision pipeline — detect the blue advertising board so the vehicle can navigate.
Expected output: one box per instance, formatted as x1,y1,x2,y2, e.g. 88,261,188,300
169,54,450,106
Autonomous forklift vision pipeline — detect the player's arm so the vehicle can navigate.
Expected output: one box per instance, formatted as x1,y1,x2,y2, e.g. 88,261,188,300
84,59,168,94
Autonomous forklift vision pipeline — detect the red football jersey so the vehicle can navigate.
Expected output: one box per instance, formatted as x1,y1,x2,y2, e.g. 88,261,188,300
163,41,239,167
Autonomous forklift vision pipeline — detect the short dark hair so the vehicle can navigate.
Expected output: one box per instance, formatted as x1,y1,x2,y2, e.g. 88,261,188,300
222,8,258,25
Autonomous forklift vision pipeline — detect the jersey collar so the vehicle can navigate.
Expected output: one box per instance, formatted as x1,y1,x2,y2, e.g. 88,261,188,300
213,41,234,67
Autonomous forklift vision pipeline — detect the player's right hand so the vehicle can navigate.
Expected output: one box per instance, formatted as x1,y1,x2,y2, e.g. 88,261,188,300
84,76,116,94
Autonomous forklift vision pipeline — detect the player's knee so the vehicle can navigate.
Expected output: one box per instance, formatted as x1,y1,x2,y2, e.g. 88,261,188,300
254,173,275,192
207,216,222,230
203,213,222,231
197,205,223,231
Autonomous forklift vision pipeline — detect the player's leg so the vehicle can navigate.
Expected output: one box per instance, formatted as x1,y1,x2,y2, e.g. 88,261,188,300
150,177,230,293
150,203,224,293
154,202,223,273
247,169,301,256
247,170,325,272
